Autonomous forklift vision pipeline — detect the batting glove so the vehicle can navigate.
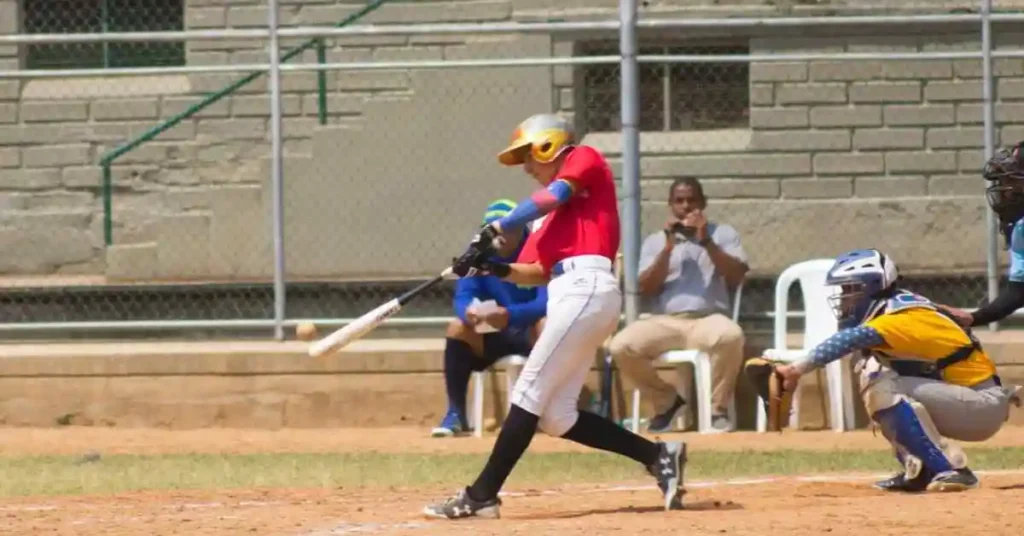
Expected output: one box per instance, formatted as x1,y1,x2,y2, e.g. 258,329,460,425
470,223,505,253
450,253,511,279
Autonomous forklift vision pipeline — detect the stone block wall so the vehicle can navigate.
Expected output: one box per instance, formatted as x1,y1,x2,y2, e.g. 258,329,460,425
2,0,1023,281
586,28,1024,275
623,31,1024,275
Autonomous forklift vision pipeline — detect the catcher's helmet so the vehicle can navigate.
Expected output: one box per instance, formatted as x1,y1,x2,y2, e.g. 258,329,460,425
984,141,1024,239
497,113,575,166
825,249,900,330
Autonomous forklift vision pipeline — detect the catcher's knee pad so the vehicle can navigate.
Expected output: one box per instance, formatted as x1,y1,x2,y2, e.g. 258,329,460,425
865,371,967,477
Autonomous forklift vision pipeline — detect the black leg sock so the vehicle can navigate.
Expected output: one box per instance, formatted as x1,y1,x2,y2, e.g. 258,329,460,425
562,410,660,467
467,404,539,501
443,338,476,419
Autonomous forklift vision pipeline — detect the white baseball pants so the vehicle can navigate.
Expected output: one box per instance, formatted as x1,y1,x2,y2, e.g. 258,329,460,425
510,255,622,436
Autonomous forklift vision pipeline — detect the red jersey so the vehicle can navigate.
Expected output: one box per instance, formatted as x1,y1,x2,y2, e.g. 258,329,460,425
516,145,621,275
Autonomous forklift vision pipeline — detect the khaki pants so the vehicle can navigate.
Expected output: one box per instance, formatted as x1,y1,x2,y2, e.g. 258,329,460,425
608,313,745,417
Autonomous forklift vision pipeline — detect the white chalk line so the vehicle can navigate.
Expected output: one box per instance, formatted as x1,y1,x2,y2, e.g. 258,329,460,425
303,468,1024,534
498,468,1024,496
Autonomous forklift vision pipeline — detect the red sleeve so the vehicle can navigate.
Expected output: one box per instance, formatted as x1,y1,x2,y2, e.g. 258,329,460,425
555,146,605,191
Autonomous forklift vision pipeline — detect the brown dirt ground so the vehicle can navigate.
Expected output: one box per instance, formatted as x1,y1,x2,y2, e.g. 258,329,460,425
1,425,1024,536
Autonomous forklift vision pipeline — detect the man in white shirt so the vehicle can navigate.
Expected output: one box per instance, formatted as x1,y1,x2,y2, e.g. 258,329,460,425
609,177,749,433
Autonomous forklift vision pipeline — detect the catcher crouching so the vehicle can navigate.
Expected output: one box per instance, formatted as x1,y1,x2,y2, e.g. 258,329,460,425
747,248,1021,493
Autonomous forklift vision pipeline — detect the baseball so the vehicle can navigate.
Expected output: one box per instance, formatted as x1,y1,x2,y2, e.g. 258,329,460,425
296,322,319,341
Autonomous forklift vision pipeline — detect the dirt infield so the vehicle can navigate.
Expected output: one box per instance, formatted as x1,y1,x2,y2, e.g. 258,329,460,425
2,426,1024,535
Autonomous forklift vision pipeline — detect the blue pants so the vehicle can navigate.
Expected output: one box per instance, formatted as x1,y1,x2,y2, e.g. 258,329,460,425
443,329,533,423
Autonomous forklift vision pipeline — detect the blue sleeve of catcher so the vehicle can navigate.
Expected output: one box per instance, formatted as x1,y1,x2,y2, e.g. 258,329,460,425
805,326,885,369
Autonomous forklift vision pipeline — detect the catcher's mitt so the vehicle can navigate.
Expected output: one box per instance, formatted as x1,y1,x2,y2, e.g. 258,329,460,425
744,357,794,432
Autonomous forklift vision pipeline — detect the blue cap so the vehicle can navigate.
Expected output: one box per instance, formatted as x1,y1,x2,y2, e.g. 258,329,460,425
482,199,517,225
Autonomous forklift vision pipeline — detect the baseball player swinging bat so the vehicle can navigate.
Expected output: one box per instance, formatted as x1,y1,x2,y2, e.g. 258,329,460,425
307,267,454,358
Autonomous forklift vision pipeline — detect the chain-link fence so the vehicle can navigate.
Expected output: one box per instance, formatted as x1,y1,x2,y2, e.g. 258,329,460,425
0,55,279,334
22,0,185,70
2,1,1024,338
281,34,590,324
600,42,999,321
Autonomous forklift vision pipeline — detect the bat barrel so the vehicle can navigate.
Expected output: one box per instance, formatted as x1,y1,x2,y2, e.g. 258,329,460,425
306,268,451,358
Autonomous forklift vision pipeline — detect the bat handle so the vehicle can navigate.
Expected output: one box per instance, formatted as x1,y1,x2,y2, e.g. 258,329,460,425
396,268,453,306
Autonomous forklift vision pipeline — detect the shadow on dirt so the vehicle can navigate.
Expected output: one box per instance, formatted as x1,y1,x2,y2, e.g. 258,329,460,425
512,499,743,520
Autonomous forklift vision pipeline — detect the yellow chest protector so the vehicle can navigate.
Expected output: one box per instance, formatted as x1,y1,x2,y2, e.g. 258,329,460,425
863,291,997,387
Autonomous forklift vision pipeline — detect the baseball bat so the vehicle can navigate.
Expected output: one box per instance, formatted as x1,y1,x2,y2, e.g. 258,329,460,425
307,267,454,358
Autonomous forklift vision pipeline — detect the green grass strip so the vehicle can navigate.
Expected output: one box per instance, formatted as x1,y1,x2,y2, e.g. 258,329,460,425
1,447,1022,497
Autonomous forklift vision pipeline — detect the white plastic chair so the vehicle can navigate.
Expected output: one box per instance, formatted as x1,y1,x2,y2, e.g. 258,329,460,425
628,282,744,435
757,258,856,433
470,355,526,438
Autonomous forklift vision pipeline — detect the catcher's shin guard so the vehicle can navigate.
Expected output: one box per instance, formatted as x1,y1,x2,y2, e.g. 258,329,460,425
864,369,968,480
744,358,794,432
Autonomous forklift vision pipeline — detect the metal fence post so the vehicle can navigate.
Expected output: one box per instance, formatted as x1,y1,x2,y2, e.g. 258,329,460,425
981,0,999,331
268,0,287,341
619,0,641,327
316,38,328,125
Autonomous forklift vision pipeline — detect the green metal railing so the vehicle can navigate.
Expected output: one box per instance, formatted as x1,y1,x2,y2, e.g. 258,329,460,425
100,0,389,246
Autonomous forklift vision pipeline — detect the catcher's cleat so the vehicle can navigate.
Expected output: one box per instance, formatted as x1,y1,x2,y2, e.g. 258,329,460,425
873,470,932,493
927,468,979,492
422,488,501,520
647,441,686,511
744,357,794,432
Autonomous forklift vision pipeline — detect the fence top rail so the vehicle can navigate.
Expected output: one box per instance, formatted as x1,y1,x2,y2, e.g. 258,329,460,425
7,48,1024,80
0,21,617,45
4,13,1024,46
636,12,1024,29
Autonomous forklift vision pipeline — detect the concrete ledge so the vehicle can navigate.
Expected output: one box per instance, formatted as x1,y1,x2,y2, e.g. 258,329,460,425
4,329,1022,377
1,332,1021,430
0,339,447,376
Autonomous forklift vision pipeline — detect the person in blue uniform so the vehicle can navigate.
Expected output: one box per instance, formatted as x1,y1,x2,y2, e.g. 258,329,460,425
431,199,547,437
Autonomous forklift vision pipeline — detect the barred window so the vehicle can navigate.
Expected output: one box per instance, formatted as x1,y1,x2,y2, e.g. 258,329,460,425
577,42,750,133
23,0,185,70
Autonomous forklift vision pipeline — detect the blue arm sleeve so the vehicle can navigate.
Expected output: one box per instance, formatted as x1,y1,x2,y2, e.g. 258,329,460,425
505,286,548,328
495,180,574,232
453,277,483,324
796,326,885,373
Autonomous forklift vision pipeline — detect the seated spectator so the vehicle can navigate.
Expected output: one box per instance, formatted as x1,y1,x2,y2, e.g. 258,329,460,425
609,177,749,433
432,200,547,437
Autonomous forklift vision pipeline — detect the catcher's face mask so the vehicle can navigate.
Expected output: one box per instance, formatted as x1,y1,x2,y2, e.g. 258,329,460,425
828,283,861,321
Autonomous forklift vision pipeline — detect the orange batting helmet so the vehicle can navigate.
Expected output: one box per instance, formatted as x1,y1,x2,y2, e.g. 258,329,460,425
497,113,576,166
